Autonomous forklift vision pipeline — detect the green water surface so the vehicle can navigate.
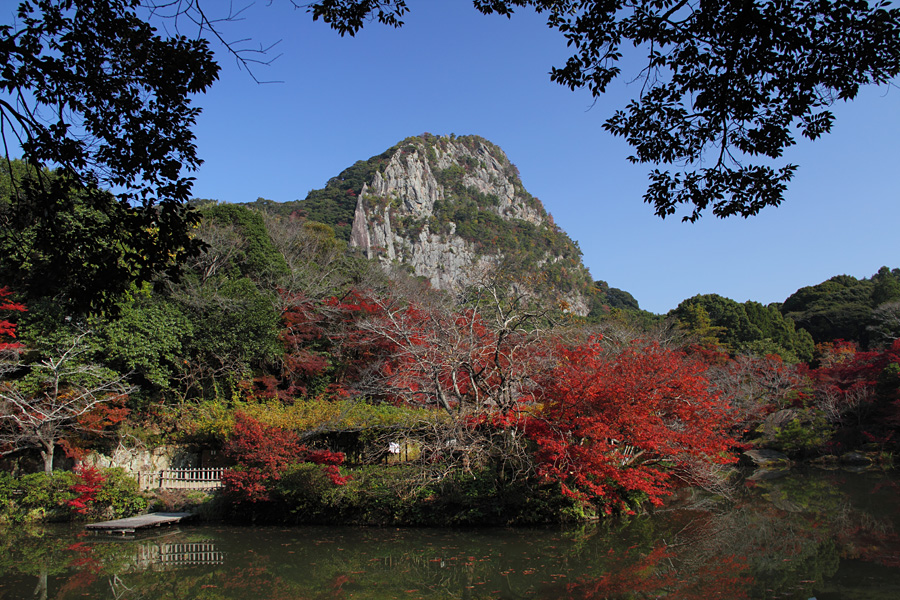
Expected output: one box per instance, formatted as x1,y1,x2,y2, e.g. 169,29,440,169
1,469,898,599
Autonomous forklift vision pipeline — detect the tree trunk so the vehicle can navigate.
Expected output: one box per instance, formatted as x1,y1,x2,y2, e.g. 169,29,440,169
40,440,54,474
33,568,48,600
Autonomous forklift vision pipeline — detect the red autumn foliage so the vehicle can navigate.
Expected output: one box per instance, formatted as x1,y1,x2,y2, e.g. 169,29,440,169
0,286,26,351
260,288,393,401
221,412,305,503
814,339,860,368
685,342,733,367
76,396,130,431
325,289,396,381
527,340,737,509
554,546,751,600
67,465,106,514
809,339,900,445
221,412,348,504
812,340,900,394
277,291,331,399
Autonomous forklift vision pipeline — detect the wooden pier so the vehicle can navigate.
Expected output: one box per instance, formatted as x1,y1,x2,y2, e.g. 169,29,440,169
85,512,195,535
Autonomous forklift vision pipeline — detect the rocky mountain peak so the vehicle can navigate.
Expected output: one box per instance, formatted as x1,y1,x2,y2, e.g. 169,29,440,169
312,134,593,314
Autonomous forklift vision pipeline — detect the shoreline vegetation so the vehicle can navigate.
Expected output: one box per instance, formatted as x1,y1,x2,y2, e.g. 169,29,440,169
0,459,894,528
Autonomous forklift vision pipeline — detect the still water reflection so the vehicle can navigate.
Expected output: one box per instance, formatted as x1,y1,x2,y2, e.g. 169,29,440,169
0,469,898,599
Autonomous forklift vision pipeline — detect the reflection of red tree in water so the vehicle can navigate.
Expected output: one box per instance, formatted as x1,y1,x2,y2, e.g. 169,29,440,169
843,529,900,568
548,544,751,600
222,564,296,599
325,574,355,600
59,540,102,595
671,554,752,600
222,563,354,600
834,477,900,569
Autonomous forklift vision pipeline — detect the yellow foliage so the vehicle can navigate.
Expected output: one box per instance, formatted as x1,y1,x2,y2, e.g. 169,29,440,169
180,397,446,441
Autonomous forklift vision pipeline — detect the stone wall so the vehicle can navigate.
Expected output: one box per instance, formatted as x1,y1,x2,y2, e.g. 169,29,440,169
84,442,202,476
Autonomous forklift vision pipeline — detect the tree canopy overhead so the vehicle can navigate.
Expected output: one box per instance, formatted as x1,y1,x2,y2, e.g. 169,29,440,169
309,0,900,221
0,0,219,310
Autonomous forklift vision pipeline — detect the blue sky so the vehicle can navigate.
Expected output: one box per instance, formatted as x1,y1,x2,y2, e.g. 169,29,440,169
185,2,899,315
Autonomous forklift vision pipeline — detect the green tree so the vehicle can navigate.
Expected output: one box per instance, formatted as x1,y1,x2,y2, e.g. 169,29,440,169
674,301,727,350
871,266,900,305
199,203,289,281
782,274,876,345
172,274,281,402
674,295,759,351
0,1,218,311
0,161,158,312
742,300,814,362
673,294,813,361
93,290,192,392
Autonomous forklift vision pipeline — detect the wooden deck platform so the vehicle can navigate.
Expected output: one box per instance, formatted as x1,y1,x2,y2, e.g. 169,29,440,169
85,512,195,534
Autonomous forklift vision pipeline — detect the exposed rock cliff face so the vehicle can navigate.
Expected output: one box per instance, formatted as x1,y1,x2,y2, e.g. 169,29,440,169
325,134,591,314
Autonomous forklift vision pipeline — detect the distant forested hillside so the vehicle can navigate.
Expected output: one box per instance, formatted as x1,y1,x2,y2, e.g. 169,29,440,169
664,267,900,363
781,267,900,348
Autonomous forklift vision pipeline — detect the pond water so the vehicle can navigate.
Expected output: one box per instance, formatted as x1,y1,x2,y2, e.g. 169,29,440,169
1,469,898,599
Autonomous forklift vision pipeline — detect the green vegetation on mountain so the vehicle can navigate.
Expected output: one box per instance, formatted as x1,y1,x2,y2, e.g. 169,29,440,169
781,267,900,347
672,294,815,362
392,135,581,295
660,267,900,361
295,146,398,241
596,281,640,312
199,203,289,281
247,134,595,304
585,280,660,330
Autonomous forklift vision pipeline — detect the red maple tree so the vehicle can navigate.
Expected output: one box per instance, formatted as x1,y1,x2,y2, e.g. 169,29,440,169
527,339,738,510
67,464,106,514
221,412,347,504
810,339,900,447
0,286,25,352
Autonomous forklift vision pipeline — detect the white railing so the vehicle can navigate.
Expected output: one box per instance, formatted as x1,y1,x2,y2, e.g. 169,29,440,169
137,468,224,491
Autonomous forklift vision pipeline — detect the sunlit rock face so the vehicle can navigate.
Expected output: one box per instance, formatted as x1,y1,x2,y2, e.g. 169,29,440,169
348,134,591,314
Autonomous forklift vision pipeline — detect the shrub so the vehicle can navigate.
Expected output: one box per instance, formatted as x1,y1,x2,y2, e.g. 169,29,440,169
772,409,833,455
220,412,348,509
1,471,77,523
93,467,147,518
0,467,146,523
67,465,105,514
268,463,583,527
